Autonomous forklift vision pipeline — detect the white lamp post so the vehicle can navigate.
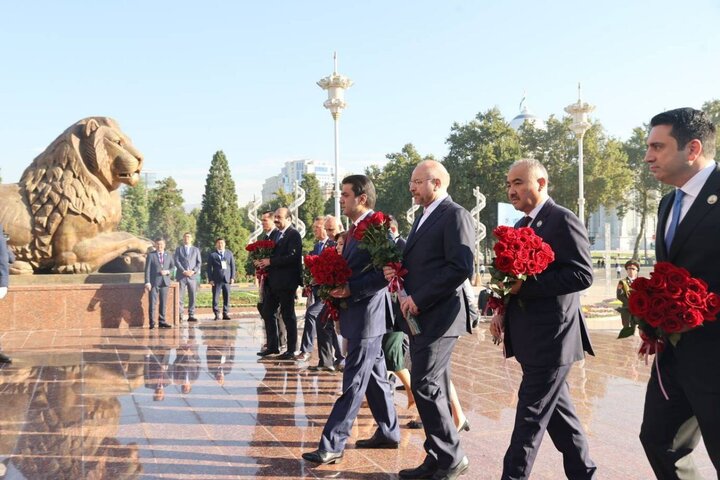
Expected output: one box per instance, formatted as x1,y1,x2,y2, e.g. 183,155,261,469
317,52,354,220
564,83,595,227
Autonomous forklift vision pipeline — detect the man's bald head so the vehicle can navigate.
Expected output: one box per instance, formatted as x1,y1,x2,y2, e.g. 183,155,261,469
410,160,451,207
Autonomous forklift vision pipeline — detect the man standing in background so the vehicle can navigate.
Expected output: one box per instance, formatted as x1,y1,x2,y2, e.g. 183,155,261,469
174,232,201,322
0,225,11,364
207,237,235,321
145,238,176,330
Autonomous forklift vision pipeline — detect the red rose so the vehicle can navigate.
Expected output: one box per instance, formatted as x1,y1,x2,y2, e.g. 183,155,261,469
631,277,650,292
493,226,512,240
684,290,705,309
495,252,515,273
686,277,709,294
494,242,508,255
370,211,385,225
666,269,690,290
662,317,684,333
680,309,704,329
353,221,368,241
652,262,674,275
648,272,667,290
705,293,720,319
629,290,650,316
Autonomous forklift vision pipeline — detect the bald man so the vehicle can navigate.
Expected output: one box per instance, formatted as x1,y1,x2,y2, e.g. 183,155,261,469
384,160,474,479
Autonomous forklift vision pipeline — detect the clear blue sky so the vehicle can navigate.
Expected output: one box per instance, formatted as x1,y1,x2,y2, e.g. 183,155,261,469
1,1,718,207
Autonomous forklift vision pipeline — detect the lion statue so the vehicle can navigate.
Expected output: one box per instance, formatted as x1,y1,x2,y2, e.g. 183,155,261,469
0,117,152,274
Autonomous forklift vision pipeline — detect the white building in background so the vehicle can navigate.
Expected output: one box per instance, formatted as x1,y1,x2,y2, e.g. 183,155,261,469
261,159,336,203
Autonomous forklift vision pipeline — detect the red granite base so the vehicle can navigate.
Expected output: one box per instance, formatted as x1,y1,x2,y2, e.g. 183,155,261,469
0,282,179,331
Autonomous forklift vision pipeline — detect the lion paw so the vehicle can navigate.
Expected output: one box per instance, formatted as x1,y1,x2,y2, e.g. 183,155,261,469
55,262,94,274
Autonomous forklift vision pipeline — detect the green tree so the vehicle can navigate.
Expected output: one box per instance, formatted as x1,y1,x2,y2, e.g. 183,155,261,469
119,180,149,236
147,177,193,250
444,108,521,229
366,143,432,234
702,99,720,128
196,151,249,274
299,173,325,230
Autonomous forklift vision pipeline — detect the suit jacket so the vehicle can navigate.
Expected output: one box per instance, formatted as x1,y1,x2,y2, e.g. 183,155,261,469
144,250,176,288
655,163,720,353
174,245,201,277
340,210,394,339
504,198,594,367
207,249,236,283
260,229,277,241
266,226,303,291
402,196,475,337
0,225,8,288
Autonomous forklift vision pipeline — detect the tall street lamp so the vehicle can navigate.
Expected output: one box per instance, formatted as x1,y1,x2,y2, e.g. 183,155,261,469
317,52,353,219
564,83,595,227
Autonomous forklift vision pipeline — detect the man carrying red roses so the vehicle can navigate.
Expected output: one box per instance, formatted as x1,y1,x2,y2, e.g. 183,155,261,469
490,158,596,480
639,108,720,478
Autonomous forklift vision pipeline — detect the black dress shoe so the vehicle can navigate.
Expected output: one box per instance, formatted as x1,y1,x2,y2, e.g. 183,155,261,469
399,456,438,479
158,322,172,329
257,349,280,357
355,433,399,449
187,316,198,322
222,314,231,320
407,419,423,429
308,365,335,372
431,456,469,480
213,315,220,321
149,324,155,330
277,351,296,360
0,353,12,364
302,449,343,465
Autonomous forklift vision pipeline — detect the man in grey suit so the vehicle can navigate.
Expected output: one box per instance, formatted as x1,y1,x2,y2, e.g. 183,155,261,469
144,238,175,330
174,232,201,322
490,158,596,480
385,161,474,480
639,108,720,478
302,175,400,465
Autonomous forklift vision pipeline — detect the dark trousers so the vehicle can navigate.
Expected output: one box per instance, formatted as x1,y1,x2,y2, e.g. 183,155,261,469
148,286,169,325
319,335,399,452
257,302,287,348
410,335,464,470
316,310,344,367
300,297,324,354
211,281,230,315
502,363,596,480
261,288,297,353
640,348,720,479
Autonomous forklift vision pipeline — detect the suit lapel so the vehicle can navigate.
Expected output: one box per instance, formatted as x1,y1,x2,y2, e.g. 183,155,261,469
405,197,452,255
668,165,720,260
528,199,555,236
343,211,373,259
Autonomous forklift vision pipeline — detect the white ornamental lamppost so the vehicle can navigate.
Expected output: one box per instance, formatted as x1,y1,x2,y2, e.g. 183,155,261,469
317,52,353,219
564,83,595,228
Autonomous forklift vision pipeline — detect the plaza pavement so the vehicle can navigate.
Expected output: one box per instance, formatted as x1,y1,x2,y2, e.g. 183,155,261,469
0,269,714,479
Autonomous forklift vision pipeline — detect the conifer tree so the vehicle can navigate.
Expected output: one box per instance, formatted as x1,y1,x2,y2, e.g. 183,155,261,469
119,180,149,236
147,177,193,250
197,151,248,273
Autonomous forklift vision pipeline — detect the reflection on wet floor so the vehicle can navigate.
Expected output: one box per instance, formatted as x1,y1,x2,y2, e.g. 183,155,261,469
0,318,714,479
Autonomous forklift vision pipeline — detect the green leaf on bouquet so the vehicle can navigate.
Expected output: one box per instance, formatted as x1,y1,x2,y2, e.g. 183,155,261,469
617,325,636,339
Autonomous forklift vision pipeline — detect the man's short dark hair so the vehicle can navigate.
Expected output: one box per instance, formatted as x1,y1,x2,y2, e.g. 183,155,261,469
650,108,716,159
215,237,225,243
154,237,165,243
261,211,273,217
342,174,376,209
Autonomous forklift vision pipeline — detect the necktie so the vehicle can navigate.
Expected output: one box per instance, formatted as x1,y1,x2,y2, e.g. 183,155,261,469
665,189,685,253
518,216,532,227
159,253,164,264
347,223,356,241
185,246,189,256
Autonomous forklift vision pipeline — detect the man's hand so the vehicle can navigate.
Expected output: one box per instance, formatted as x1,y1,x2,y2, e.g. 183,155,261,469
230,278,235,284
382,265,397,282
330,284,351,298
210,281,215,287
144,283,151,292
400,295,419,318
160,270,170,276
255,258,270,269
509,279,523,295
489,312,504,345
183,270,194,277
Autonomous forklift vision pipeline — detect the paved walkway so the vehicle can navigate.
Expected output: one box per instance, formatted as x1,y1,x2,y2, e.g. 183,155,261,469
0,310,713,479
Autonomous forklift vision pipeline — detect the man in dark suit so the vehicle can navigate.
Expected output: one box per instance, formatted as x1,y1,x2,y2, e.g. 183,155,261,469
174,232,201,322
256,211,287,352
384,161,474,480
490,158,596,480
206,237,235,321
310,215,345,372
255,207,303,359
302,175,400,465
0,225,11,364
144,238,175,330
296,216,333,362
639,108,720,478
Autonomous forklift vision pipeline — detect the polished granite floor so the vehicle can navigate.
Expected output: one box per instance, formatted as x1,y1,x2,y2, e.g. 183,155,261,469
0,317,714,480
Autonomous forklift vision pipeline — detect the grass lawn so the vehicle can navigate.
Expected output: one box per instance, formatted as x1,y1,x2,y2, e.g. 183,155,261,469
193,290,260,308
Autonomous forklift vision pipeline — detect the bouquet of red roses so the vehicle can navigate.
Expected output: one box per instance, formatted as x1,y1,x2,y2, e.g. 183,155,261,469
487,225,555,314
246,239,276,279
302,254,318,300
618,262,720,350
352,211,406,292
307,247,352,321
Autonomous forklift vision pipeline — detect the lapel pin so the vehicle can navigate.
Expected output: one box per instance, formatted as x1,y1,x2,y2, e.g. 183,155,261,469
708,194,718,205
535,220,543,228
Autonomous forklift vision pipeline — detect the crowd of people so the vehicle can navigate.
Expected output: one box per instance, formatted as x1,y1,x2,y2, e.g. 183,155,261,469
2,107,718,479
